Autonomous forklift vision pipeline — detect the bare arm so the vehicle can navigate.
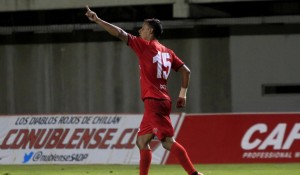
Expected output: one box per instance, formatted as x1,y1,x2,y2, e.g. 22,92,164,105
178,64,191,89
85,5,128,43
176,64,191,108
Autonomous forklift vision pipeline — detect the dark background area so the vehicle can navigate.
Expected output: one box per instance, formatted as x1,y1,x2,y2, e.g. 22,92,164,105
1,1,300,26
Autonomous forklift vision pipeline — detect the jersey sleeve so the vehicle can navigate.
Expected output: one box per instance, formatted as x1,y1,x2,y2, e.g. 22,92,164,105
127,34,146,56
171,51,184,72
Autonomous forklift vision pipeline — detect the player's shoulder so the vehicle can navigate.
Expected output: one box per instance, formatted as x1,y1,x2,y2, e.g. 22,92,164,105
128,33,141,42
154,40,174,53
128,34,149,49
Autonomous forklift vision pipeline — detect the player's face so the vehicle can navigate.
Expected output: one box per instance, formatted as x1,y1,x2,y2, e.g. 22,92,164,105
139,22,152,40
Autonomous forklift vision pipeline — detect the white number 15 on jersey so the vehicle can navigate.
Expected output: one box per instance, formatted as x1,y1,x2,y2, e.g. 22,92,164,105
153,51,171,80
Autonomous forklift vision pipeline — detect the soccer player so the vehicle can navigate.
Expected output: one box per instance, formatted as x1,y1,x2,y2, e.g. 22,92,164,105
85,5,203,175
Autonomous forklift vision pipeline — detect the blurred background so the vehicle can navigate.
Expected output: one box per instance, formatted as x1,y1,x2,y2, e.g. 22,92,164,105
0,0,300,114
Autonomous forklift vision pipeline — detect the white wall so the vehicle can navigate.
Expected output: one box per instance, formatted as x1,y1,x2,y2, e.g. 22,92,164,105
230,34,300,112
2,32,300,114
0,37,230,114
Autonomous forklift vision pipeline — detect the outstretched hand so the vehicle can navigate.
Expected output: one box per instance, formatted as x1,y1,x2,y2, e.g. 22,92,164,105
85,5,98,22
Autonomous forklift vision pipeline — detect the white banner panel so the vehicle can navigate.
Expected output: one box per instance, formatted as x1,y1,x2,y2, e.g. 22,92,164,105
0,114,182,165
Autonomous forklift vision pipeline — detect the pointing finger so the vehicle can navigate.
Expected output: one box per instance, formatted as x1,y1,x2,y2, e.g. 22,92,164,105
86,5,91,12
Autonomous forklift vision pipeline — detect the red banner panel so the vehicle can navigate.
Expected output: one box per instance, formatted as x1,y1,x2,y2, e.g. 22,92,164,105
166,113,300,164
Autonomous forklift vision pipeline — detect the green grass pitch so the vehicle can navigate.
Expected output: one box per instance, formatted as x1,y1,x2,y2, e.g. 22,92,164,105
0,163,300,175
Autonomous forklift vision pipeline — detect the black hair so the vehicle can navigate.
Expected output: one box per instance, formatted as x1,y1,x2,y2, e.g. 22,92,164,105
144,18,163,38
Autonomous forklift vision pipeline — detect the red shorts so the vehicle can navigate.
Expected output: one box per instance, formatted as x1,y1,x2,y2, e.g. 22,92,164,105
138,98,174,140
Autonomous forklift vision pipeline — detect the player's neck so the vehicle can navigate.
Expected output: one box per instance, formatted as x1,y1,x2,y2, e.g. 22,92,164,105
144,35,156,41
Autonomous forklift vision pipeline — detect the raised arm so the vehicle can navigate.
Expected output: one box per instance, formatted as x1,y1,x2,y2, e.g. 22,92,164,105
85,5,128,43
176,64,191,108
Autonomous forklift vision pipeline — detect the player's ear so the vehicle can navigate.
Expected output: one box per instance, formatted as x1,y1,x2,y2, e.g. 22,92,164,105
148,25,154,34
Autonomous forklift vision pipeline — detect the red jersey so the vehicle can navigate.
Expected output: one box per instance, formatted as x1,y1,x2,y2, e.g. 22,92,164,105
127,34,184,101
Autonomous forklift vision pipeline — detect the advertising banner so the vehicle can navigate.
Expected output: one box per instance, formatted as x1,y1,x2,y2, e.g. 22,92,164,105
166,113,300,164
0,114,182,165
